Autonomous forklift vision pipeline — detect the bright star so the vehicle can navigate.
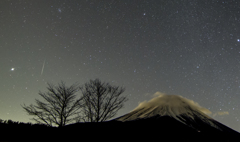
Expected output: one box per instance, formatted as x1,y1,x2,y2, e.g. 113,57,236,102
237,39,240,42
11,68,15,71
58,8,62,13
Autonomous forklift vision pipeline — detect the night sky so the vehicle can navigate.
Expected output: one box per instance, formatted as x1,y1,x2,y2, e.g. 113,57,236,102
1,0,240,131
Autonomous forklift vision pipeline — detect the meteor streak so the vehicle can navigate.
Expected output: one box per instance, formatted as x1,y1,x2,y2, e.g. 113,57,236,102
41,60,46,75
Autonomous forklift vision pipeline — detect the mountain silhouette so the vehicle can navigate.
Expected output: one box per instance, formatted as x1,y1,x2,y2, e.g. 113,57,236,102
109,94,240,141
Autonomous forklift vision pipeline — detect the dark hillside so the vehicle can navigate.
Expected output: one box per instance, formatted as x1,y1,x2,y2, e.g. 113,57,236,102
61,116,240,142
0,118,239,142
0,121,58,142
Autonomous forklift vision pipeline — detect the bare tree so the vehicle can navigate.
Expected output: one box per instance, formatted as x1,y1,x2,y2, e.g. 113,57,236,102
79,78,128,122
21,81,83,127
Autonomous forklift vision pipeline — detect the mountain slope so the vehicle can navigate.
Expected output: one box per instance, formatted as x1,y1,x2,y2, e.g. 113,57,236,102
110,94,240,140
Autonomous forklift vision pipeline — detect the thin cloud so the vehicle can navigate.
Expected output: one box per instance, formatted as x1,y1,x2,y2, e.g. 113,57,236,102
213,111,229,117
132,92,212,115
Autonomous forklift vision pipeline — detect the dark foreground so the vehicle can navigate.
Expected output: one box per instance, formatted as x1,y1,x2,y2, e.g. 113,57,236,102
0,117,239,142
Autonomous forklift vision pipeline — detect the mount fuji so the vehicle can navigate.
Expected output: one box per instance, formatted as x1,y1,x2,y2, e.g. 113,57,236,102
109,94,240,141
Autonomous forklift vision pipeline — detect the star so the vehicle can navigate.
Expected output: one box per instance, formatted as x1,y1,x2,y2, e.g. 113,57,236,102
237,39,240,42
11,68,15,71
58,8,62,13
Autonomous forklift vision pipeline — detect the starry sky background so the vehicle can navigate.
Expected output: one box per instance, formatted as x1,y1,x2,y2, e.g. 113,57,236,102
1,0,240,131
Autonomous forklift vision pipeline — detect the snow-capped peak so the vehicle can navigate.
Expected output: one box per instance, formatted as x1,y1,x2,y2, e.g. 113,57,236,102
116,94,211,121
114,94,227,131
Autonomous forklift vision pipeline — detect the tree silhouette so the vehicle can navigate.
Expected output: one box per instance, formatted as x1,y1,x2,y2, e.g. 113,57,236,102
22,81,83,127
79,78,128,122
